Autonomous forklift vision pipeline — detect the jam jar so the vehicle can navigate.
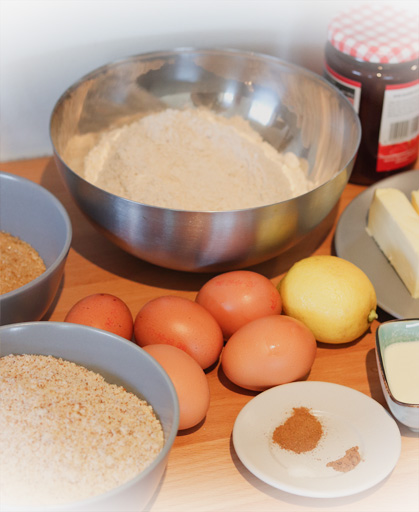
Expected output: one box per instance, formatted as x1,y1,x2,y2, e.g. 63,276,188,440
324,3,419,185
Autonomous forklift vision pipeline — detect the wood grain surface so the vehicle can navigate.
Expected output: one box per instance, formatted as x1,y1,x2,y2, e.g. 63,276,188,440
1,157,418,512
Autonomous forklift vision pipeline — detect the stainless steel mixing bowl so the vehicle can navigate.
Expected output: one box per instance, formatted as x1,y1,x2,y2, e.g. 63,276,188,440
50,48,360,272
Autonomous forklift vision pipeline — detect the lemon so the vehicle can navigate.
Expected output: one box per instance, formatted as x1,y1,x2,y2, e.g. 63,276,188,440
278,255,378,344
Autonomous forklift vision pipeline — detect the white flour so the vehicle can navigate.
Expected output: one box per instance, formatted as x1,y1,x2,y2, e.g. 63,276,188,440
83,108,313,211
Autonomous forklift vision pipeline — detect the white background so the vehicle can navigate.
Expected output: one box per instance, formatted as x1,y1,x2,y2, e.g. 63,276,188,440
0,0,417,161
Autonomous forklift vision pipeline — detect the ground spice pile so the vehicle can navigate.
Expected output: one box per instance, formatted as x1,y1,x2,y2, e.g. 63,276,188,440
272,406,323,454
326,446,362,473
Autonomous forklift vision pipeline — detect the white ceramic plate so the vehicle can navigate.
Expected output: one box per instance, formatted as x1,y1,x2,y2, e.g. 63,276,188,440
232,381,401,498
334,170,419,319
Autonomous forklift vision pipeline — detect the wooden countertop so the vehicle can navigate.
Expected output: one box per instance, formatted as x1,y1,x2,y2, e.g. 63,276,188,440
1,157,418,512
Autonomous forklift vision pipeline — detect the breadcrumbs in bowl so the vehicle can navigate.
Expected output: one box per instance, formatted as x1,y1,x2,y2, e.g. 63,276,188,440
0,321,179,512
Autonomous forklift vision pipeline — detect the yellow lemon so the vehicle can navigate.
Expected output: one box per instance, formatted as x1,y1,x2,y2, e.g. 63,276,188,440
278,255,378,344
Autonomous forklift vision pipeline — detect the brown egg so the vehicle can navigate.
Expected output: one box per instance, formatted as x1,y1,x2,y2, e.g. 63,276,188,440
143,344,210,431
196,270,282,339
221,315,317,391
134,295,223,369
64,293,133,340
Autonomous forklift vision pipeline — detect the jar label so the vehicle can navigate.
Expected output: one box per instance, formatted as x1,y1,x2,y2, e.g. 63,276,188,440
377,80,419,172
324,64,361,112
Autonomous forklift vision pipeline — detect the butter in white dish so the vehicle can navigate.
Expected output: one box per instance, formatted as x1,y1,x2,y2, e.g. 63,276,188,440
383,340,419,404
366,188,419,299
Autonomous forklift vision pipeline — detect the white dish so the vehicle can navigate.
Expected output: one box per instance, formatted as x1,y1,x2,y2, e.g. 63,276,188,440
232,381,401,498
334,170,419,319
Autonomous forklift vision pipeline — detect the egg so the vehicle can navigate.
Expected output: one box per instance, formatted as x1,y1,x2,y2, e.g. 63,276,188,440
221,315,317,391
143,344,210,430
64,293,133,340
134,295,223,369
196,270,282,339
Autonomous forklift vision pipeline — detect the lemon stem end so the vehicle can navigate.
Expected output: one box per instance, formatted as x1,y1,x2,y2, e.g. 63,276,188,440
368,309,378,323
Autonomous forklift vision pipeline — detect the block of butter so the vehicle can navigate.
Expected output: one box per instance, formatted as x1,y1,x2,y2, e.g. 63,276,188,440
366,188,419,299
412,189,419,215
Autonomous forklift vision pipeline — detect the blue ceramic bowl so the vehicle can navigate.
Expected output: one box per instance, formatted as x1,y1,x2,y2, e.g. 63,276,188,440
0,172,72,325
0,321,180,511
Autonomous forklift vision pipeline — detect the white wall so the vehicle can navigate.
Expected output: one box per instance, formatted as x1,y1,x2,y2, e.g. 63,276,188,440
0,0,417,161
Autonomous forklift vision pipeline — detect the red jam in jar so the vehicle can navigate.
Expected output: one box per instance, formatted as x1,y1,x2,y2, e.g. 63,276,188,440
324,3,419,185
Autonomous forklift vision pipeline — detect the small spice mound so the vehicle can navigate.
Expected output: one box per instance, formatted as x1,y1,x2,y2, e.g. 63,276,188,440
326,446,362,473
272,407,323,454
0,231,46,294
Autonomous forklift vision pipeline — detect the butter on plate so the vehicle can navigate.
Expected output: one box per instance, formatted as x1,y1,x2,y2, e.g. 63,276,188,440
412,189,419,215
366,188,419,299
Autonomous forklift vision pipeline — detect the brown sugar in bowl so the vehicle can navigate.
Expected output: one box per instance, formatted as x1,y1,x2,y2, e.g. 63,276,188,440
0,172,72,325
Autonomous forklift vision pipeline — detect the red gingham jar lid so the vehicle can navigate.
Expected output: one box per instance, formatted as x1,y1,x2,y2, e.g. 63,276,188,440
328,3,419,64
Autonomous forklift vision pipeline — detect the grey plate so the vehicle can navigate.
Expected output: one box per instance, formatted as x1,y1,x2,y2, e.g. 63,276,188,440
335,170,419,319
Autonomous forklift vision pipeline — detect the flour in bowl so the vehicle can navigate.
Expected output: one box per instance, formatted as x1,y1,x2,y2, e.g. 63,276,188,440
83,108,314,211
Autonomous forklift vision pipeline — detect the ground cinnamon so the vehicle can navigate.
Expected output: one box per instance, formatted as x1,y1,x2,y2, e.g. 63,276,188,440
272,407,323,454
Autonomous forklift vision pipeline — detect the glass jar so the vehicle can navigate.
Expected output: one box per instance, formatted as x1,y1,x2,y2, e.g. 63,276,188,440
324,3,419,185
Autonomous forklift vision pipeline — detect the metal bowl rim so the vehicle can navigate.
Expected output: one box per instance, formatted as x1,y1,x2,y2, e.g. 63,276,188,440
49,47,361,214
